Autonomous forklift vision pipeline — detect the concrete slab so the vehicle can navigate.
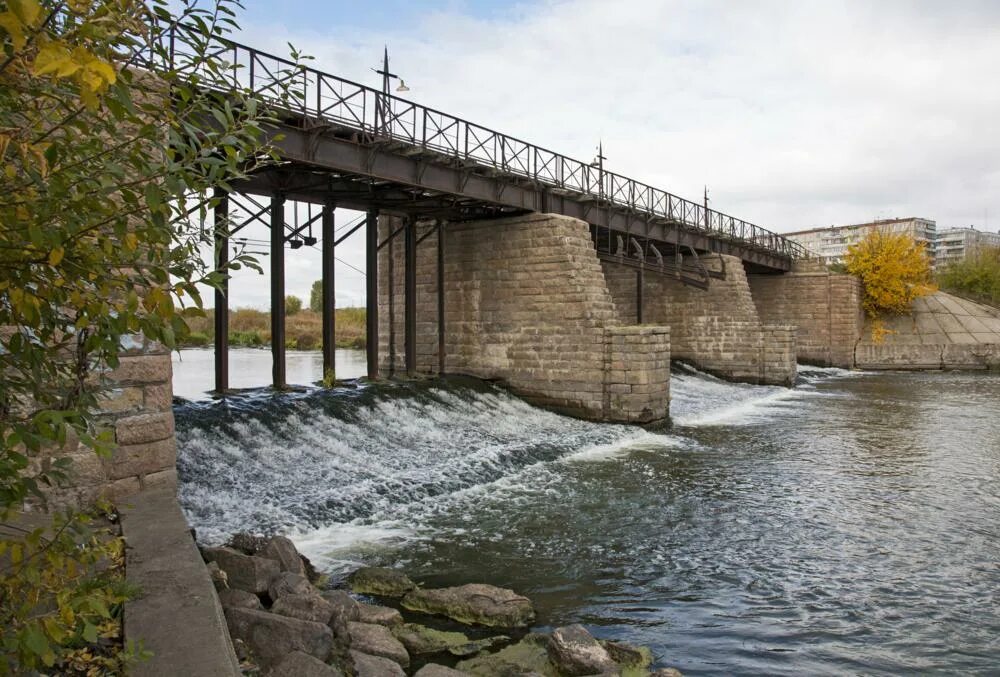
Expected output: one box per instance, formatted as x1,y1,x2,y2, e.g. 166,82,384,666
936,294,970,316
945,332,978,344
919,332,948,345
122,488,240,677
956,315,992,334
933,313,966,334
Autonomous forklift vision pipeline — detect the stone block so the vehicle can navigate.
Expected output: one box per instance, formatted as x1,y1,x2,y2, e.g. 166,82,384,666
105,438,176,480
115,411,175,445
224,607,333,666
205,548,281,595
107,354,171,384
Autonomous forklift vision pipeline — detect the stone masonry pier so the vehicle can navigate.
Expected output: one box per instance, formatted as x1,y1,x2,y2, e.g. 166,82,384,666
379,213,671,423
602,255,797,386
748,259,865,368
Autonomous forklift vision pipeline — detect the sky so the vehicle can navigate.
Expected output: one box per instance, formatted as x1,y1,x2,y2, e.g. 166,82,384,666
200,0,1000,309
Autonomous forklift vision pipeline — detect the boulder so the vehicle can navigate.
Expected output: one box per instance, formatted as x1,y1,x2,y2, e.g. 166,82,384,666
217,588,263,611
269,571,316,601
547,625,617,676
224,607,333,666
356,603,403,627
268,650,344,677
601,639,653,670
271,593,336,624
455,633,552,675
402,583,536,628
346,621,410,668
413,665,471,677
348,567,416,597
261,535,308,577
391,623,470,656
321,590,360,624
448,635,510,658
204,547,280,595
651,669,684,677
350,650,406,677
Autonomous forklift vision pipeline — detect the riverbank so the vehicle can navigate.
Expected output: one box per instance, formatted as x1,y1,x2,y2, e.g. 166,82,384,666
199,533,682,675
181,307,366,350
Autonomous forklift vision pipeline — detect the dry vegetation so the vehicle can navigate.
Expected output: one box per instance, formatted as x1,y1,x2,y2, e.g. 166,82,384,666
182,307,367,350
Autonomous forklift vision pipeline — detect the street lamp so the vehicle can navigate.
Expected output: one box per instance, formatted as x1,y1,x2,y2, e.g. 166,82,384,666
590,141,606,200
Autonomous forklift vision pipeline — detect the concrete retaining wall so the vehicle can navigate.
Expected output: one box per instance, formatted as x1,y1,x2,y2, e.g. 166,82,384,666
378,213,671,423
602,255,797,386
748,260,864,368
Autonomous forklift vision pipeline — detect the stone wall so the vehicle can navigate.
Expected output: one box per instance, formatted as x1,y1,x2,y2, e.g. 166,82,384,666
378,213,670,423
601,255,797,386
748,260,864,368
31,338,177,510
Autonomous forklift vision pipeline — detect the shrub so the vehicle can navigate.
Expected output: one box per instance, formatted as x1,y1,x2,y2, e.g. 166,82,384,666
937,245,1000,306
844,230,935,342
310,279,322,313
295,331,319,350
184,331,210,347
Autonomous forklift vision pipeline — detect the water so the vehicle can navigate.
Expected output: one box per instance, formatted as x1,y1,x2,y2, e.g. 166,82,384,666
174,365,1000,675
171,348,368,400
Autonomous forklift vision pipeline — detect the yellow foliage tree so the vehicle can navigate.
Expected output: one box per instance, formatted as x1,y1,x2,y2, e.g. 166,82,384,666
844,229,936,342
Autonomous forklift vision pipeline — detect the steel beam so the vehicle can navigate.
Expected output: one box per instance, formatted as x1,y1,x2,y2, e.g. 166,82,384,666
271,193,286,389
404,217,417,377
322,200,336,379
264,128,793,271
213,188,229,393
366,209,379,379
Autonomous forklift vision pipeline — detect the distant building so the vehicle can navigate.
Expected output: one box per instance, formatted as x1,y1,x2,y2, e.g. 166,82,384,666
784,218,937,265
934,226,1000,266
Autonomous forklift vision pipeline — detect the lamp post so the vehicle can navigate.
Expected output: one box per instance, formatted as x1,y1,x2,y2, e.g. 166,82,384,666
590,141,606,201
373,46,409,136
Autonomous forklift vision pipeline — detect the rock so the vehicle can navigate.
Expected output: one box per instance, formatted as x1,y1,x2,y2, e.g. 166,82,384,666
261,535,308,577
547,625,617,676
455,633,552,675
651,669,683,677
269,571,316,601
206,561,228,591
402,583,536,628
413,665,471,677
600,639,653,670
321,590,360,623
271,593,336,624
217,588,263,611
224,607,333,666
204,547,280,595
356,603,403,626
225,532,269,555
350,650,406,677
346,621,410,668
268,649,344,677
448,635,510,657
348,567,416,597
391,623,470,656
232,638,250,662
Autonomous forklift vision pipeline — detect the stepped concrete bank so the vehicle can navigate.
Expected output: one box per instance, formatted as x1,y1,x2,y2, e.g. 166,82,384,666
855,291,1000,370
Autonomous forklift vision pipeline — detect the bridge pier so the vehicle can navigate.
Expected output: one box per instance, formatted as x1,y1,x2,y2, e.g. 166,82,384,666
366,209,380,378
748,259,864,368
321,200,336,379
379,213,670,423
602,254,797,386
270,194,286,389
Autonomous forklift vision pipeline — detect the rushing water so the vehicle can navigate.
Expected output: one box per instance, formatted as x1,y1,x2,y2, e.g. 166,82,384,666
174,360,1000,675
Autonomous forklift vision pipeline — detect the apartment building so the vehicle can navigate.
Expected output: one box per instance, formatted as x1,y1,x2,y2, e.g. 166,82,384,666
935,227,1000,266
784,218,937,265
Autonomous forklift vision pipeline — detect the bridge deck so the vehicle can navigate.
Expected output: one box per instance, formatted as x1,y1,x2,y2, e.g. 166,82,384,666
157,25,807,271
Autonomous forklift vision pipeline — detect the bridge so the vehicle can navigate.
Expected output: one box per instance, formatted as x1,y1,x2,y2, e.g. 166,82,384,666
153,27,861,425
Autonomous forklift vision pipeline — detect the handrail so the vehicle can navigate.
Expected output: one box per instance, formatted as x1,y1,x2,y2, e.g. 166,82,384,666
147,23,810,260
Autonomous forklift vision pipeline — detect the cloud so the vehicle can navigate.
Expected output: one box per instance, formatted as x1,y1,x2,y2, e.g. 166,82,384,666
209,0,1000,309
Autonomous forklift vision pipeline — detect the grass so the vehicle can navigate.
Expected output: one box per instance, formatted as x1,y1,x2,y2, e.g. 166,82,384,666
180,307,366,350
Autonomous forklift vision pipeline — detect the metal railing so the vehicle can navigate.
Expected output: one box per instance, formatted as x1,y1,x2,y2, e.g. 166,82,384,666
149,23,810,260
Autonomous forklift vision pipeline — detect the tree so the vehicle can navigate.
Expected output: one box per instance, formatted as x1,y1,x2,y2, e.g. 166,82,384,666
0,0,302,668
844,229,936,342
937,245,1000,305
285,295,302,316
310,278,322,312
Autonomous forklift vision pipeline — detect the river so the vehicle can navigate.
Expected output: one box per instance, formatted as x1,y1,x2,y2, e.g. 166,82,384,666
172,349,1000,675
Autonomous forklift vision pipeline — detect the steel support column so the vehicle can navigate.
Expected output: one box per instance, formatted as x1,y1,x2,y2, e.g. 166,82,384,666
437,220,446,375
321,200,336,379
213,188,229,393
636,266,644,324
388,218,396,376
404,217,417,377
365,209,379,378
270,193,286,389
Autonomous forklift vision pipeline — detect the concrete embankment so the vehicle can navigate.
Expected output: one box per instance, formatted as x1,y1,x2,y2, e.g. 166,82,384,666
855,291,1000,369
